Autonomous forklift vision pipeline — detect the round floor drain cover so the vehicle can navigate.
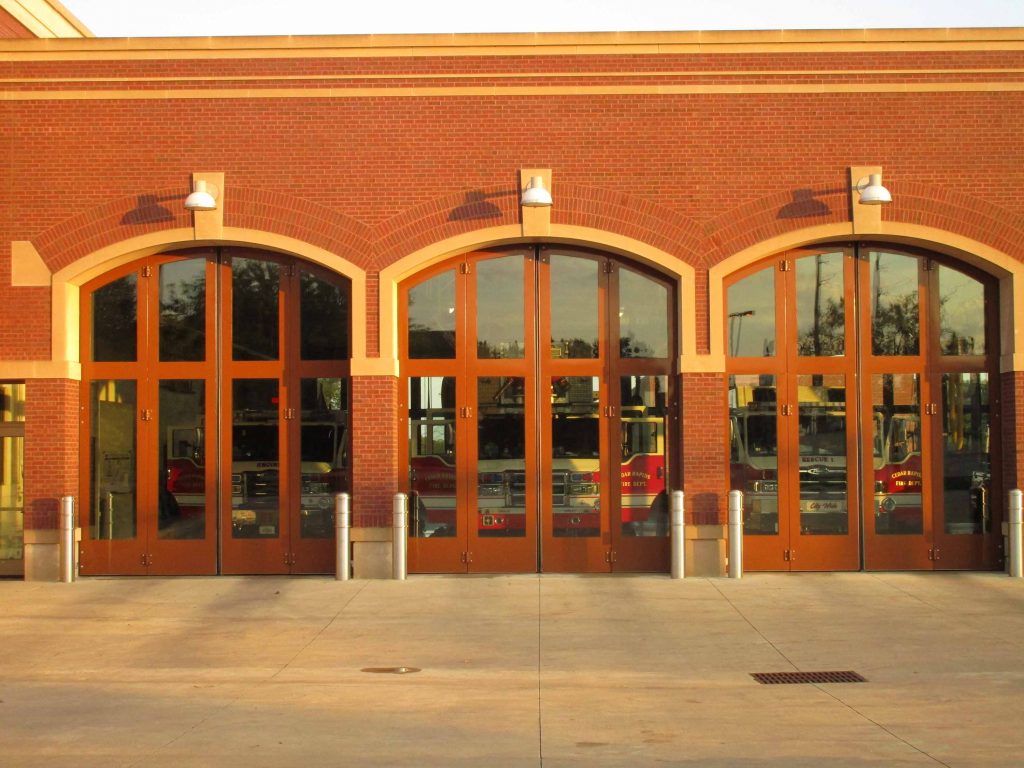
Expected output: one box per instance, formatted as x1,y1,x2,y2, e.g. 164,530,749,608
361,666,421,674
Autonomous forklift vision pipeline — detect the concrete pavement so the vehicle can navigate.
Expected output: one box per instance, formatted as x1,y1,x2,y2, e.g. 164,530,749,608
1,572,1022,767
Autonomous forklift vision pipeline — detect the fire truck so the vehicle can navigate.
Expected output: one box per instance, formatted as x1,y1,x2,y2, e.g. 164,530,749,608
729,384,923,535
409,377,668,538
164,411,347,539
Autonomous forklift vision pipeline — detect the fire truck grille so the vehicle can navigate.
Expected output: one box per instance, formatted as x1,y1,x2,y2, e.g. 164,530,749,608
751,671,866,685
244,470,279,497
509,472,568,506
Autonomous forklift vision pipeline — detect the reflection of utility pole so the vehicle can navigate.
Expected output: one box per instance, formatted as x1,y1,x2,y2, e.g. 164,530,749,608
813,254,822,356
728,310,754,357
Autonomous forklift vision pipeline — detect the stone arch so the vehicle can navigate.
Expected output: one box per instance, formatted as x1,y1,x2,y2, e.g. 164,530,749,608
707,223,1024,372
376,223,699,374
47,226,369,378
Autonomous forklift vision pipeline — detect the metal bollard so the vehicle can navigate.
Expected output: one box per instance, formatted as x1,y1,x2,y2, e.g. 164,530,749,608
1009,489,1023,578
393,493,408,580
670,490,685,579
335,493,351,581
728,490,744,579
59,495,75,583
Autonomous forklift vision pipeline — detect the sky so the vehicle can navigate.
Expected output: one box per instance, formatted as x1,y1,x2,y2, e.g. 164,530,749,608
67,0,1024,38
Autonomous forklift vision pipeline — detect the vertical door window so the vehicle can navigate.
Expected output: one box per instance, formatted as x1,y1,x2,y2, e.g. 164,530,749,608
300,271,349,361
550,256,599,359
619,375,668,537
941,373,990,535
92,274,137,362
298,378,348,539
159,260,206,362
158,379,205,540
408,376,457,538
871,374,923,535
89,380,137,540
938,266,986,356
618,269,669,359
0,384,25,568
870,251,920,356
408,271,457,359
796,375,848,535
729,374,779,536
551,376,601,537
477,377,526,537
476,257,525,359
727,266,775,357
232,257,280,361
231,379,280,539
796,252,845,357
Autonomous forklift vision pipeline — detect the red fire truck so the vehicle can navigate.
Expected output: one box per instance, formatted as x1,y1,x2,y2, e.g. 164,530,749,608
409,377,667,538
164,413,347,539
729,384,923,535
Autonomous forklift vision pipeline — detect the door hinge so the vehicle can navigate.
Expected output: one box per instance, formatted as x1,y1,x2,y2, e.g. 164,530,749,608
283,407,297,420
459,262,471,275
141,265,152,278
603,260,614,275
459,406,473,419
929,547,941,561
140,409,153,421
784,549,795,562
779,260,790,272
924,403,937,416
781,404,794,416
141,553,153,566
284,553,296,565
460,551,473,564
603,405,616,417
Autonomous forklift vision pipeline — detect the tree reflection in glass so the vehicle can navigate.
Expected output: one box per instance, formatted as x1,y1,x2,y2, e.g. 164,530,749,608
159,259,206,362
796,252,844,357
938,265,985,356
92,274,137,362
232,258,280,361
871,251,920,356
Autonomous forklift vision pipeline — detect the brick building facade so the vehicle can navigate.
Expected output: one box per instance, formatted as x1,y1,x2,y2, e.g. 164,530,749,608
2,3,1022,577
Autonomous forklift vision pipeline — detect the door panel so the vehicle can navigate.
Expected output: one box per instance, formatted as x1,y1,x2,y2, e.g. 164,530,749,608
407,375,464,572
789,374,858,570
611,374,671,571
81,250,350,576
82,379,146,575
150,378,217,575
730,245,1000,572
542,375,610,572
402,247,676,574
933,372,996,569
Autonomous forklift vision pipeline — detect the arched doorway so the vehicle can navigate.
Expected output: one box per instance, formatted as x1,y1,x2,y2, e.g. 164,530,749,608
79,247,351,575
400,246,677,573
726,244,1000,571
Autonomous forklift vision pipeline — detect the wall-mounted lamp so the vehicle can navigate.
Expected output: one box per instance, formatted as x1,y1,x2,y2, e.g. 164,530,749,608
184,179,218,211
521,175,553,208
853,172,892,206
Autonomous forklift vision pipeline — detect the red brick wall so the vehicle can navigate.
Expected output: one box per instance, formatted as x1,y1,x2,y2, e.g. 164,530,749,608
350,375,398,527
23,379,78,530
1001,371,1024,496
1,40,1023,538
680,373,727,525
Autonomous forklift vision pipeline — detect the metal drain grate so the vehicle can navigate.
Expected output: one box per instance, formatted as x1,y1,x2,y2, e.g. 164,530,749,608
751,671,866,685
361,666,421,675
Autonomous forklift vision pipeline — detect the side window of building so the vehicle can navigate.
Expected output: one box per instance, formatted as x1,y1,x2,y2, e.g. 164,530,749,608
0,383,25,575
